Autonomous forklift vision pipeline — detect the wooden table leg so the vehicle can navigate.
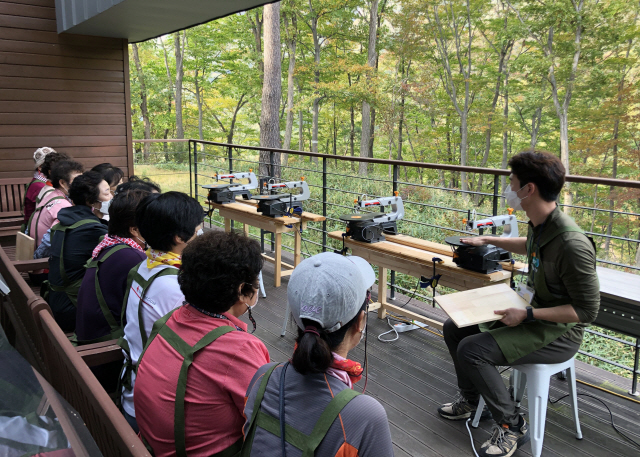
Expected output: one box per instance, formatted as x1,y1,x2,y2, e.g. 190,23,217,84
224,218,231,232
377,266,388,319
294,227,301,267
274,232,282,287
243,223,249,236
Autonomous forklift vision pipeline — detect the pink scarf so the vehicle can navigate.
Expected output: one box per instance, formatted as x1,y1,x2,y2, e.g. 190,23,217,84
92,235,143,259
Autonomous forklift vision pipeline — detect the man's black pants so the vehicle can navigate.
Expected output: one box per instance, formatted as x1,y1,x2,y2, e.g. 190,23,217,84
443,319,579,426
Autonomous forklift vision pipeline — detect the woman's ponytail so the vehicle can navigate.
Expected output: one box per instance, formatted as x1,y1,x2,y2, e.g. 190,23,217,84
291,322,333,374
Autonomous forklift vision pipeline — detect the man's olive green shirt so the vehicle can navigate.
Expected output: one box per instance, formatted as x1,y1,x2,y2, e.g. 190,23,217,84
527,205,600,344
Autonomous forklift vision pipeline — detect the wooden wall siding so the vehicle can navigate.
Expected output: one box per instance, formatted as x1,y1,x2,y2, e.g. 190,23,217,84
0,0,132,180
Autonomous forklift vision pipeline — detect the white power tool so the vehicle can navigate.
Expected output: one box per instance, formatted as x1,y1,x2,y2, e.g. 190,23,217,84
340,193,404,243
203,171,258,204
254,179,310,217
464,209,519,238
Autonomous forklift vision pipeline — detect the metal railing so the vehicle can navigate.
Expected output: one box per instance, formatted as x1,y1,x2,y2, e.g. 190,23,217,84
133,138,640,392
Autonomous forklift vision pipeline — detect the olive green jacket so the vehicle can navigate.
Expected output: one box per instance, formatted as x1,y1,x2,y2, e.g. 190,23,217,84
482,206,600,363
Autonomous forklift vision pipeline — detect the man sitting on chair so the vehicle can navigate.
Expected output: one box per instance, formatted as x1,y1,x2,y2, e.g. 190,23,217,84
438,150,600,457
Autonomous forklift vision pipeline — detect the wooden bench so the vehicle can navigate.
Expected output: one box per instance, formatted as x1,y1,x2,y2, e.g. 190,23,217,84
0,177,31,242
39,309,150,457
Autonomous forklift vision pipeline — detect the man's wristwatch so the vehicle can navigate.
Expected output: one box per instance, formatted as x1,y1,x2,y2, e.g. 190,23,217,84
523,306,535,323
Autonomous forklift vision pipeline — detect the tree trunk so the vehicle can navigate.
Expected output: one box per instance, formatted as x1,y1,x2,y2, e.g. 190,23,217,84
309,0,321,165
228,94,247,145
194,69,204,141
249,10,264,83
283,13,297,167
174,32,185,140
131,43,151,161
160,38,174,162
475,43,511,205
359,0,379,176
259,2,282,179
501,70,510,209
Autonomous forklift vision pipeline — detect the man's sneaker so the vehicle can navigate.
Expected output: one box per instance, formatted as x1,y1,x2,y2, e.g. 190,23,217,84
437,397,492,421
478,417,530,457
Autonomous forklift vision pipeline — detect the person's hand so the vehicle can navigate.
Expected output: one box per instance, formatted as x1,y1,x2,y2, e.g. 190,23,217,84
460,236,486,246
494,308,527,327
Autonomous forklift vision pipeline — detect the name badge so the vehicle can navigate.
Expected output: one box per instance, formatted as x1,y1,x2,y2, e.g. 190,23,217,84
516,283,535,304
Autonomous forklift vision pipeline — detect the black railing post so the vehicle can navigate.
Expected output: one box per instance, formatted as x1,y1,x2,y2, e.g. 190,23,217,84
270,150,275,178
492,174,499,235
188,140,193,198
322,157,327,252
194,142,199,203
631,338,640,396
390,164,399,300
228,145,233,174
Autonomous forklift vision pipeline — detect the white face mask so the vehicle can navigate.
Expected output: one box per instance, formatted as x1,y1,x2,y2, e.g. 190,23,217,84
247,295,258,310
196,228,204,236
99,199,112,215
504,184,529,211
359,324,367,343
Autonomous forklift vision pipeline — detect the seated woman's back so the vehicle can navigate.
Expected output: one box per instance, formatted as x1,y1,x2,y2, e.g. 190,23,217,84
245,363,393,457
47,171,110,332
134,230,269,456
243,252,394,457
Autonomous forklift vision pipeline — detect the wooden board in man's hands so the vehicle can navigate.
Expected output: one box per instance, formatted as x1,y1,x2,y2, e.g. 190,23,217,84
435,283,529,328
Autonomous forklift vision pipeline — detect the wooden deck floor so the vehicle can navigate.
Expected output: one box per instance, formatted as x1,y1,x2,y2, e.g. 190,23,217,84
248,259,640,457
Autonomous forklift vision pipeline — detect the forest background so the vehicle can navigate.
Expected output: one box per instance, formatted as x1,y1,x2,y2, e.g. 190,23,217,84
129,0,640,377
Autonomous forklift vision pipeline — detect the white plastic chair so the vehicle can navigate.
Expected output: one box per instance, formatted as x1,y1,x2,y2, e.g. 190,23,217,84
471,356,582,457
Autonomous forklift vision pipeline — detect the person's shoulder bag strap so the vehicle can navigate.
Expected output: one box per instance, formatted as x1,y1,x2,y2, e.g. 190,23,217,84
82,244,131,341
49,218,102,307
137,310,236,457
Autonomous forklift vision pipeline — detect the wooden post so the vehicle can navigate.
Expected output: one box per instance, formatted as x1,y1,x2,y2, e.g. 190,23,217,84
377,266,388,319
243,223,249,236
294,228,301,267
224,218,231,232
274,232,282,287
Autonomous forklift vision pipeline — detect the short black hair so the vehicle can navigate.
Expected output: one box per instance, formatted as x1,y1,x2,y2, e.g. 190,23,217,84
508,150,566,202
179,230,263,313
135,192,203,252
41,152,71,179
69,171,105,206
115,176,161,196
108,188,152,238
91,163,125,188
50,160,84,189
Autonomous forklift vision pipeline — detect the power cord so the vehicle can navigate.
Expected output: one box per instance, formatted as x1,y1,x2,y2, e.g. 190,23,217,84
549,392,640,449
377,318,400,342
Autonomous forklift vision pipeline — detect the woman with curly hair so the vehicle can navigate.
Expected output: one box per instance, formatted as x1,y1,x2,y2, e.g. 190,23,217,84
133,230,269,457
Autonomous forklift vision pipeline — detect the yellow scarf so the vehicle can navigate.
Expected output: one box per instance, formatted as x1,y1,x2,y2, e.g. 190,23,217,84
146,249,182,269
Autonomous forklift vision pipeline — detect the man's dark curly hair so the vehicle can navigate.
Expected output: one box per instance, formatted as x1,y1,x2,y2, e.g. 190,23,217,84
50,160,84,189
69,171,105,206
179,230,264,314
135,192,203,252
508,149,566,202
41,152,71,179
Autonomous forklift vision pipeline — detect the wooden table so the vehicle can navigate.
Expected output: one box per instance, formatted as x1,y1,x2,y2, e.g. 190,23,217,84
328,231,517,330
208,201,325,287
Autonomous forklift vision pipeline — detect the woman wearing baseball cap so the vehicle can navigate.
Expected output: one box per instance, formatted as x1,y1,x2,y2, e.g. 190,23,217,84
242,252,394,457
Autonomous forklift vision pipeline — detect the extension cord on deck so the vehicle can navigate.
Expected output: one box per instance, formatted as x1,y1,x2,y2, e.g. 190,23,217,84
393,321,426,333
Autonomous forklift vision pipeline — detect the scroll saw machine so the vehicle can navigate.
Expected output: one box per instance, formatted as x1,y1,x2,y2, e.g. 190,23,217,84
339,193,404,243
445,210,517,274
203,171,258,204
254,179,310,217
